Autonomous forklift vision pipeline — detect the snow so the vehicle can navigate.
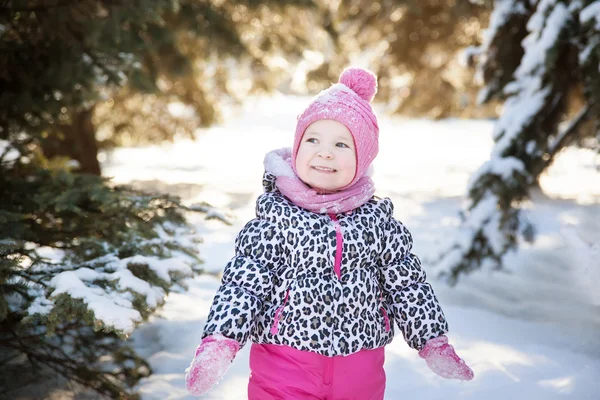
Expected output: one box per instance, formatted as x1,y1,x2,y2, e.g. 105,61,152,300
188,203,234,225
313,83,354,105
479,0,527,52
561,225,600,305
100,94,600,399
579,2,600,69
526,0,556,34
489,0,570,156
128,255,192,283
0,139,20,166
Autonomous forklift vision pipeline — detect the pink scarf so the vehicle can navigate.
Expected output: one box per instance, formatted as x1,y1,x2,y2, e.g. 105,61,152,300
263,148,375,214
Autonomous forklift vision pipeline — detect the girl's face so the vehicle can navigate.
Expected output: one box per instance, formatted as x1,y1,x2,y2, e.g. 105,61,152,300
295,119,356,192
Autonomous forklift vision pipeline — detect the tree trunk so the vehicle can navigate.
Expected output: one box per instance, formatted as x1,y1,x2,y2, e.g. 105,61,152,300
68,108,101,175
42,108,101,176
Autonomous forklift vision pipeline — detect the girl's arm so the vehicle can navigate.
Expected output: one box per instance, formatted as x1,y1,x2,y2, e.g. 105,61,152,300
185,217,282,396
202,217,281,346
379,215,448,350
380,211,473,381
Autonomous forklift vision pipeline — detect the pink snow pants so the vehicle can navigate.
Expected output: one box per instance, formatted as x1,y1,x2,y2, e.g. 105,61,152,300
248,343,385,400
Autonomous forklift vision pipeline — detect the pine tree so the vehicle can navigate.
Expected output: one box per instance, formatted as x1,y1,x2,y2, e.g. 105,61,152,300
0,163,203,397
434,0,600,284
0,4,203,388
0,0,178,175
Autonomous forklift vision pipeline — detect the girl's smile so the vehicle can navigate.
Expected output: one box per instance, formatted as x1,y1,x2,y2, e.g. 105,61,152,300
311,166,336,172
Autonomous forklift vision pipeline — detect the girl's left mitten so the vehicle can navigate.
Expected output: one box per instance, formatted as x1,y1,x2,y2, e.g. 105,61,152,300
185,334,240,396
418,335,474,381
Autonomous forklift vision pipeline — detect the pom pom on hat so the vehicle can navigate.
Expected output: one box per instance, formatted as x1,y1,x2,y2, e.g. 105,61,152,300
339,67,378,102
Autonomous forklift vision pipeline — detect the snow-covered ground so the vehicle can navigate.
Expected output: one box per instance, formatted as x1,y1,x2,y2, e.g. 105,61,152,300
103,94,600,399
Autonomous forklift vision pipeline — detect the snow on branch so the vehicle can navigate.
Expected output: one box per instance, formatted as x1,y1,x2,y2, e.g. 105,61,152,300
493,1,570,156
518,1,569,78
188,201,234,225
548,104,592,155
579,2,600,72
479,0,527,54
25,224,201,337
467,156,526,193
581,2,600,29
474,0,528,104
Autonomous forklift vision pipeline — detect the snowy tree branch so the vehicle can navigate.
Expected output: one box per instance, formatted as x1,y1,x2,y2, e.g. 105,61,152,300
548,103,593,157
433,0,598,284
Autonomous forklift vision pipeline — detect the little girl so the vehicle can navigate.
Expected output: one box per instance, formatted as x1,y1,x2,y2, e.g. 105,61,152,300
185,67,474,399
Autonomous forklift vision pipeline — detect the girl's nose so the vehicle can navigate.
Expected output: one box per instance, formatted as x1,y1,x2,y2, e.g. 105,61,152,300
317,149,333,159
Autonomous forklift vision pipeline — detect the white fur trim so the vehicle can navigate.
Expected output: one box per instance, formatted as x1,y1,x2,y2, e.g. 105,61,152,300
264,148,295,177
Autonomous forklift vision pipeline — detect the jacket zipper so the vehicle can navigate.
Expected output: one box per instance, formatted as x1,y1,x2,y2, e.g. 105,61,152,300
328,213,342,280
329,213,388,332
270,288,290,335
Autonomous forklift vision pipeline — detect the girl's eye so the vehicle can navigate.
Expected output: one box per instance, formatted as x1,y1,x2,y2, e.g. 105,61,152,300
336,142,349,148
306,138,318,144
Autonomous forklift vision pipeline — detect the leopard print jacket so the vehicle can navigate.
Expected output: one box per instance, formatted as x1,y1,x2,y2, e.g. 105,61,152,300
201,173,448,356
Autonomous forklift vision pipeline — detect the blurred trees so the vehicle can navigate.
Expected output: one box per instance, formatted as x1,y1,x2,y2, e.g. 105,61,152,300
303,0,495,118
1,1,499,177
95,0,320,157
433,0,600,283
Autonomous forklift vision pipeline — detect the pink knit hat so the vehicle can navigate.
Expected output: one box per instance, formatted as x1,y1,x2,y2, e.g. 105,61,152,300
292,67,379,189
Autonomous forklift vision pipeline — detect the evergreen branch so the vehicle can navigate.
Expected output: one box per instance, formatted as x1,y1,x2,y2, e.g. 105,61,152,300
0,358,49,398
547,103,593,160
0,348,24,366
187,202,234,225
16,346,122,397
0,325,138,397
1,318,42,369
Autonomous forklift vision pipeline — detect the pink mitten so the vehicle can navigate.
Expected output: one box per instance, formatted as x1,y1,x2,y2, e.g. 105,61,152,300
185,334,240,396
418,335,474,381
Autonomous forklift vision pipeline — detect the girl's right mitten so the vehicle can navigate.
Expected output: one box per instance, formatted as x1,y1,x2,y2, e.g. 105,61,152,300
185,334,240,396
